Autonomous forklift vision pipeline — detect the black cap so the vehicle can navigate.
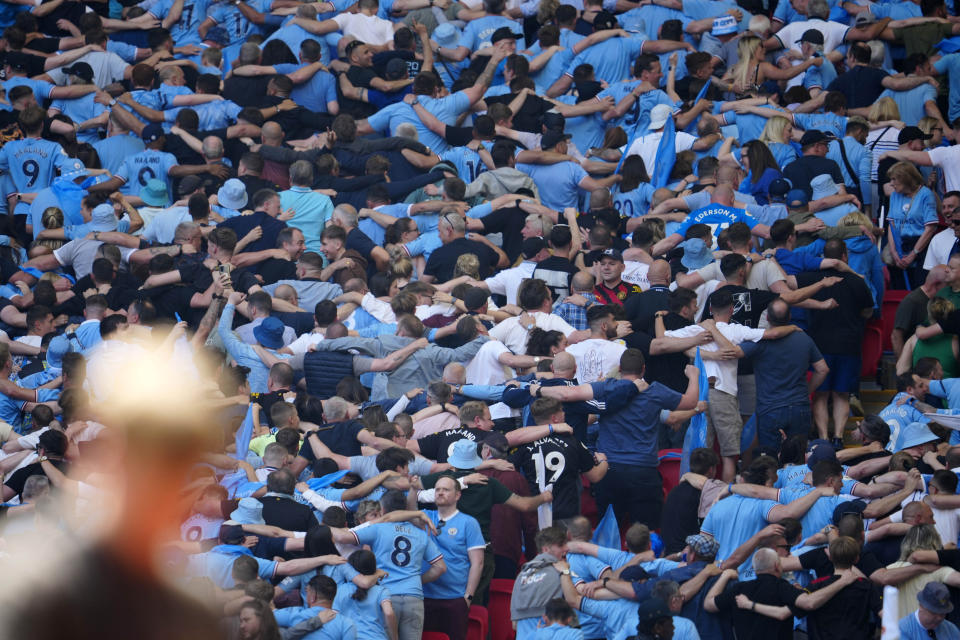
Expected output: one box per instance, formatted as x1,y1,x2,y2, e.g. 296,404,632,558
832,499,867,525
768,177,792,198
620,565,653,582
636,598,672,626
542,111,565,132
463,286,489,311
481,431,509,452
490,27,521,44
5,52,30,72
575,80,603,103
218,523,246,545
599,248,624,263
796,29,824,45
593,10,618,30
898,126,933,145
799,129,832,147
541,130,572,150
522,236,547,259
177,175,203,196
384,58,408,80
64,62,94,83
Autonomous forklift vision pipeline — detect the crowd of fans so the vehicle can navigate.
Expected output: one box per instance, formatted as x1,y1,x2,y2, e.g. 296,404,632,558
9,0,960,637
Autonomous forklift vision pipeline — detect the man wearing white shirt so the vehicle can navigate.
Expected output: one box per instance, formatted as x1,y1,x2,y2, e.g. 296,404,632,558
475,237,551,306
488,278,588,354
663,288,798,481
624,104,700,178
291,0,397,48
924,192,960,269
562,305,626,384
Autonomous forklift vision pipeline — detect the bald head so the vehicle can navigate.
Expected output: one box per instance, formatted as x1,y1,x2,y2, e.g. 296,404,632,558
202,136,223,160
552,352,576,376
325,322,348,339
571,271,595,293
442,363,466,385
590,188,611,210
716,163,740,187
648,260,670,286
927,265,949,290
712,184,735,207
262,121,283,144
651,187,674,208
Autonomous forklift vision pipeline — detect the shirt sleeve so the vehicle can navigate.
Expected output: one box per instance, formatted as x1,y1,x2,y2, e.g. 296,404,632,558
425,536,444,563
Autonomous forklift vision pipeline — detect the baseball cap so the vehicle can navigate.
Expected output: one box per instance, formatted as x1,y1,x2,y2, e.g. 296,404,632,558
593,10,619,30
832,499,866,525
599,248,624,263
490,27,521,44
64,62,94,83
796,29,824,45
768,177,792,199
636,598,672,626
898,126,932,145
205,26,229,46
685,534,720,558
711,14,738,36
541,130,571,150
177,175,203,196
385,58,408,80
522,236,547,259
141,123,165,143
60,158,88,181
854,12,876,27
799,129,832,147
785,189,809,208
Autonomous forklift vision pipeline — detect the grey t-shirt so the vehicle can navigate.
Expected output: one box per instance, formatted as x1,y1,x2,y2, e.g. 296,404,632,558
348,454,433,480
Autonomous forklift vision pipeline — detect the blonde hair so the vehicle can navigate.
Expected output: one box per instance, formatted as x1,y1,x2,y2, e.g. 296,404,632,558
35,207,65,251
761,116,792,145
390,257,413,280
888,161,923,193
453,253,480,279
928,296,955,324
537,0,559,25
728,36,762,90
838,210,874,230
899,523,942,562
918,116,941,147
868,97,900,123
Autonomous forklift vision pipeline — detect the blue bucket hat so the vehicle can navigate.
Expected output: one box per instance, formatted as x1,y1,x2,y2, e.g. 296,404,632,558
229,496,266,525
253,317,285,349
448,439,482,469
680,237,712,270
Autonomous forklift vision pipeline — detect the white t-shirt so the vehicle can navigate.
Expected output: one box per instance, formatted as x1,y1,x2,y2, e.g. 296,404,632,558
484,261,536,306
562,338,626,384
48,50,130,89
775,19,849,54
622,261,650,289
696,258,786,291
286,332,324,358
664,322,764,395
891,504,960,548
929,146,960,193
924,227,957,270
489,311,575,354
331,13,394,45
464,340,515,419
624,130,697,179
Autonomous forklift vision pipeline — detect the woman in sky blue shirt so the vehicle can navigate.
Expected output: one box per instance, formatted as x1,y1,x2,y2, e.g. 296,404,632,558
613,156,656,219
332,550,397,640
885,161,938,289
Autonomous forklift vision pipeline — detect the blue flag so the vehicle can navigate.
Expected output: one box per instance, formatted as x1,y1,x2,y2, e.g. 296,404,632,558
651,114,676,189
233,404,255,461
592,504,621,550
938,37,960,53
680,347,709,474
684,80,712,134
615,110,651,176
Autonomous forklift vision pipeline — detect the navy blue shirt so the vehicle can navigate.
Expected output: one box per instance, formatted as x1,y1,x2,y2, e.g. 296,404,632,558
590,379,682,467
741,331,824,415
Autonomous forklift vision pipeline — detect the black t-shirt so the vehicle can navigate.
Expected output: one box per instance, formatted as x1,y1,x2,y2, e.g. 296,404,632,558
800,546,884,579
532,256,578,301
660,480,702,555
136,284,199,325
895,288,931,334
4,459,67,500
416,426,488,463
798,269,874,356
257,258,296,285
223,75,272,107
624,286,670,334
805,574,881,640
347,65,378,88
250,389,289,429
300,420,365,458
478,205,527,263
424,237,499,283
486,92,552,133
783,156,845,200
239,175,278,202
164,131,205,166
372,49,419,78
178,261,259,295
510,434,596,520
826,65,889,109
713,573,803,640
701,285,779,328
346,227,379,278
625,312,691,393
862,536,904,566
219,211,287,255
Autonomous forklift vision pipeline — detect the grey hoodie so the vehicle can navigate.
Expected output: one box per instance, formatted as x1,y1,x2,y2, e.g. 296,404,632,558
510,552,563,622
464,167,540,201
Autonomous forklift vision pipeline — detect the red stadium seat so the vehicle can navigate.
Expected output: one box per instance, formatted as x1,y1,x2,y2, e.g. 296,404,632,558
423,633,451,640
658,449,683,497
489,579,516,640
468,605,489,640
881,289,910,353
861,322,883,379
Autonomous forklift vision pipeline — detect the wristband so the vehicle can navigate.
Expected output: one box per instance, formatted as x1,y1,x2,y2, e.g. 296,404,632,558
751,601,756,611
548,424,554,435
728,483,733,493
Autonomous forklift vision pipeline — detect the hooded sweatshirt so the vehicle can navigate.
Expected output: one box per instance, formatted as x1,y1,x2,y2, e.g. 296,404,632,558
844,235,884,311
464,167,540,201
510,552,563,622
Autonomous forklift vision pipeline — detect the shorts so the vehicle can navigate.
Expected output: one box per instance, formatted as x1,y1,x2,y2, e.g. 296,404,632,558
706,387,743,457
737,374,756,416
817,353,861,393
